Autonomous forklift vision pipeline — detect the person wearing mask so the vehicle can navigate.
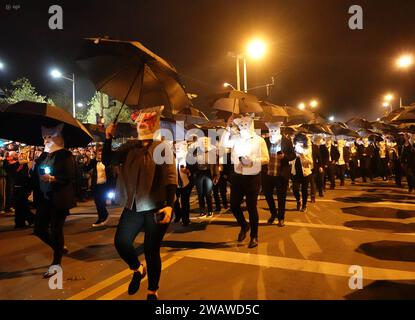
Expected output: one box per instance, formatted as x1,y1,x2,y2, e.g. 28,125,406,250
13,152,34,228
103,106,176,300
387,137,402,187
348,140,359,185
213,137,229,212
32,123,76,278
291,134,313,212
220,114,269,248
312,136,325,197
174,141,193,226
336,138,350,187
401,133,415,194
321,137,339,190
83,148,114,227
187,137,218,217
4,151,19,213
263,122,295,227
378,140,389,181
358,137,375,183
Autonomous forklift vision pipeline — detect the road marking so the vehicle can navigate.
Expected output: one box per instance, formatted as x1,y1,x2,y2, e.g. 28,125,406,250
67,253,168,300
290,228,322,259
97,256,184,300
176,248,415,281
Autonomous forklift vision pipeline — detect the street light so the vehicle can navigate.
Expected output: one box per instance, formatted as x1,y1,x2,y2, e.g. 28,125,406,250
329,116,335,122
310,100,319,108
0,61,4,70
298,102,306,110
384,94,394,102
50,68,76,118
76,102,84,108
228,38,267,93
396,54,414,70
223,82,236,90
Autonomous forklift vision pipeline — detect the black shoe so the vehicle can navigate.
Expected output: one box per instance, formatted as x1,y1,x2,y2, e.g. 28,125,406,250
207,212,213,217
296,201,301,211
267,216,276,225
199,212,207,218
237,225,250,242
182,222,190,227
311,197,316,203
63,245,69,255
319,193,324,197
215,208,221,213
248,238,258,248
301,207,308,213
128,265,147,295
147,293,158,300
42,265,61,279
14,224,27,229
277,220,285,227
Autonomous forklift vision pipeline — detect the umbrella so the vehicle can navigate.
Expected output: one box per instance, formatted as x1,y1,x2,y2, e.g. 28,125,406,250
370,121,398,135
383,107,408,122
298,123,333,135
173,106,209,125
330,126,360,138
346,117,373,130
391,106,415,123
76,37,192,121
0,101,93,147
211,90,263,114
259,101,288,122
357,129,381,138
397,123,415,134
280,126,297,136
283,106,316,126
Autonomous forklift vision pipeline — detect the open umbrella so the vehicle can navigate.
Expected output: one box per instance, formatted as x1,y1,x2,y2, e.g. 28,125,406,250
173,106,209,125
211,90,263,114
357,129,381,138
0,101,93,147
391,106,415,123
330,126,359,138
76,38,192,121
283,106,319,126
346,117,373,130
259,101,288,122
298,123,333,135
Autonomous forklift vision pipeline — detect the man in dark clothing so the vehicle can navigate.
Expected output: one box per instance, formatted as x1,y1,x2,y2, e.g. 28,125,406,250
4,151,19,213
263,123,296,227
13,155,34,228
401,133,415,193
311,135,324,198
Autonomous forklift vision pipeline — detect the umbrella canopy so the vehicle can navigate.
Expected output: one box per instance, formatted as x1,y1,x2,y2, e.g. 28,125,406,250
298,123,333,135
383,107,409,123
370,121,398,135
0,101,93,147
173,106,209,126
76,38,192,119
391,106,415,123
397,123,415,134
346,117,373,130
357,129,381,138
211,90,263,114
330,126,360,138
280,126,297,136
259,101,288,122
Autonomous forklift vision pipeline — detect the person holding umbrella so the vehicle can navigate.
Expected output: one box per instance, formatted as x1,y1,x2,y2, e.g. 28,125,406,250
103,106,176,300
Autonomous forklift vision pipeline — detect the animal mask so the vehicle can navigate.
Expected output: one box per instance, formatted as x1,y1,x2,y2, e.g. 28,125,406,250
337,139,345,148
234,114,255,139
132,106,164,140
265,122,282,144
41,123,65,153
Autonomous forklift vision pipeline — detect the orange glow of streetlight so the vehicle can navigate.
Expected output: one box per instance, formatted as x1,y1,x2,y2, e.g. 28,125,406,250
396,54,414,69
384,94,394,102
298,102,306,110
246,38,267,60
382,101,390,108
310,100,319,108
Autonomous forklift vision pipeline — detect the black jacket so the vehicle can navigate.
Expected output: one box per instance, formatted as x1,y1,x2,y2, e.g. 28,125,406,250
32,149,77,211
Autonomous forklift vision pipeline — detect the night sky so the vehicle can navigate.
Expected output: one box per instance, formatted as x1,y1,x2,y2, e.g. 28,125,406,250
1,0,415,121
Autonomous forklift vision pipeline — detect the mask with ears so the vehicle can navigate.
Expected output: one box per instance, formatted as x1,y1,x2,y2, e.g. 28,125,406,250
41,123,65,153
265,122,282,144
234,114,255,139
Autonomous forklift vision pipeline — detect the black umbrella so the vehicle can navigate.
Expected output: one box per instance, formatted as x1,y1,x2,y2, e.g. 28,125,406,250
330,127,360,138
77,38,192,121
346,117,373,130
0,101,93,147
298,123,332,135
391,106,415,123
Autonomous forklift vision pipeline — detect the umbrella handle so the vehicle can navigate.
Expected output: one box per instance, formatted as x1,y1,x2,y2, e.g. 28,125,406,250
113,68,142,124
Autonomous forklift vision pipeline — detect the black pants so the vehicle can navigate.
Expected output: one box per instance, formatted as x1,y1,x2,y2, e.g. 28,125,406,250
292,175,310,209
393,160,402,186
379,158,389,180
263,175,289,221
14,186,34,227
5,176,14,210
361,157,372,182
230,174,261,239
174,184,192,224
349,160,357,182
337,164,346,186
34,201,68,265
195,171,213,212
309,172,316,199
314,169,324,196
114,207,169,291
213,173,228,210
94,183,109,221
326,164,336,189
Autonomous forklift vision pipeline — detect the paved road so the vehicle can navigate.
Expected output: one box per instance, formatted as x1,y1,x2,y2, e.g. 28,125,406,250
1,180,415,300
